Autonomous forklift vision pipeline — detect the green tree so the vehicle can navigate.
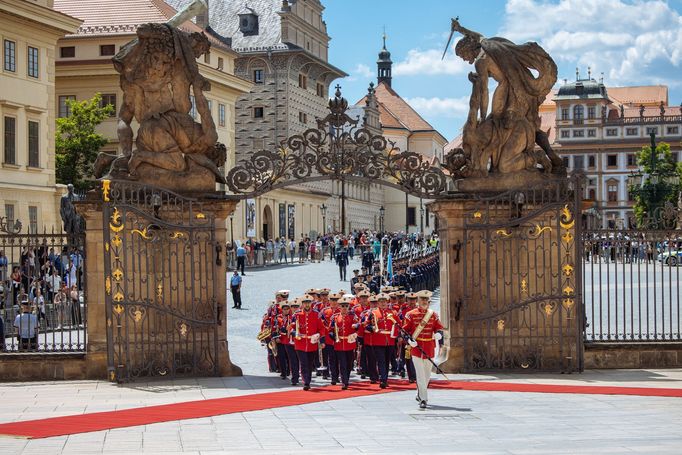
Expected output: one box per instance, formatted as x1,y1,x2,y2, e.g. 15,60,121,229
56,93,114,190
629,141,682,227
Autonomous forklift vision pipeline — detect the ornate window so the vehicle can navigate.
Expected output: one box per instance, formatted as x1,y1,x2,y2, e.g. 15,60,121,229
607,182,619,202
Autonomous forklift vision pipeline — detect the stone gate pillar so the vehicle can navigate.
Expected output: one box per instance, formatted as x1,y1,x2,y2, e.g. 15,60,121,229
429,197,473,373
77,191,241,380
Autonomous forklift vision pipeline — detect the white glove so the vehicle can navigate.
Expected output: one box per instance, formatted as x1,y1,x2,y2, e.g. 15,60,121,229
310,333,320,344
408,339,418,348
348,333,358,343
434,332,442,341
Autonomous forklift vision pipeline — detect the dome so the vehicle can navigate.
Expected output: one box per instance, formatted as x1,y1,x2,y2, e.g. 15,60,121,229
378,47,391,62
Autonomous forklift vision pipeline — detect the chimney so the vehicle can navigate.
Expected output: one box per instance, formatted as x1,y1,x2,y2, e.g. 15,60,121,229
196,0,209,29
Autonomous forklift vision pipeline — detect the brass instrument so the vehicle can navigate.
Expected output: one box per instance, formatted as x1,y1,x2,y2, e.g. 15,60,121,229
268,336,279,356
256,327,271,341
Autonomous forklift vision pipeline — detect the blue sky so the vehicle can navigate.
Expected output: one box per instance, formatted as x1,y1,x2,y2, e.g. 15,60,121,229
323,0,682,142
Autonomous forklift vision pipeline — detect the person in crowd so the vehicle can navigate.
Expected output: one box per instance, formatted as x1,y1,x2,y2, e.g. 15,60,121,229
336,247,349,281
236,243,246,275
14,303,39,351
230,270,242,309
70,284,82,326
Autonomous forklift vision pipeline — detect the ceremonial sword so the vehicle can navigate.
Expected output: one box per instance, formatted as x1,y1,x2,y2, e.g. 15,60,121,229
441,16,458,60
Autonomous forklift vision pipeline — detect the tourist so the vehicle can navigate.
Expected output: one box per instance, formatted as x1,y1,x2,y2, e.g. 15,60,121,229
230,270,242,309
14,303,39,351
236,243,246,275
33,288,46,326
69,284,82,326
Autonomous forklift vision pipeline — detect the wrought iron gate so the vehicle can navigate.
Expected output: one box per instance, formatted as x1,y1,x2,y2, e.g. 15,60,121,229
102,182,220,382
460,176,583,372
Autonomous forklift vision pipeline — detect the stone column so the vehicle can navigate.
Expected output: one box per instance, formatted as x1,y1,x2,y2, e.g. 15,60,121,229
429,197,473,373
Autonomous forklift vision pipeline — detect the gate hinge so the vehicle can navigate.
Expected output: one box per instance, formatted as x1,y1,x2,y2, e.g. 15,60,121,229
453,240,461,264
454,299,462,321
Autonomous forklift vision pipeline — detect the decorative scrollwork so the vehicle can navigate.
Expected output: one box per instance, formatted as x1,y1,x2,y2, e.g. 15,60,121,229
225,86,449,199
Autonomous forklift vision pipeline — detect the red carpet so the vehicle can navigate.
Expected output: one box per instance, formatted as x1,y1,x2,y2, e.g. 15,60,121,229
0,380,680,439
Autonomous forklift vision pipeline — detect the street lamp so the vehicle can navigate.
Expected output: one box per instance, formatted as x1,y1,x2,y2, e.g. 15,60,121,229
405,192,409,233
320,204,327,235
379,205,385,232
420,200,424,233
229,213,234,245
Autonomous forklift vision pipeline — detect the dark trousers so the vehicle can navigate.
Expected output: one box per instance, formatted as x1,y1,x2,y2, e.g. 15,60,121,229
372,345,389,383
276,342,289,378
388,343,398,373
338,265,346,281
324,344,338,382
360,341,371,377
267,345,277,372
236,256,245,274
365,344,379,381
71,301,82,325
231,285,242,308
284,344,299,384
336,350,354,386
296,350,317,386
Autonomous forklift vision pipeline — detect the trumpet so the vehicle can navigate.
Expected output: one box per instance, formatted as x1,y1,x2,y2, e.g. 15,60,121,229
256,327,271,341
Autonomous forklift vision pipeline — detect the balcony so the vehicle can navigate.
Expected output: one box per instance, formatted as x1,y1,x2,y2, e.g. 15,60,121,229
604,114,682,126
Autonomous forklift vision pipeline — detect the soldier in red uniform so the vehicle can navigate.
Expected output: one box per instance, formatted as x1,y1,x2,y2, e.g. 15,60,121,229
364,293,399,388
282,298,301,385
398,292,418,382
321,292,341,384
292,294,326,390
402,290,444,409
330,296,360,389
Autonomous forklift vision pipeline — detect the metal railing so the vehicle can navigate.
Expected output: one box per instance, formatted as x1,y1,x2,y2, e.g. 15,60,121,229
582,231,681,342
0,229,86,353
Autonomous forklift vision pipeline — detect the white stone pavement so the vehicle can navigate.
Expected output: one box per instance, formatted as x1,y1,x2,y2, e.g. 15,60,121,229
0,259,680,454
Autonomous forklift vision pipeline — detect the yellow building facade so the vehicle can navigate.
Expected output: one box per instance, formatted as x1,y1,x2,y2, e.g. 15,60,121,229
52,0,252,218
0,0,81,233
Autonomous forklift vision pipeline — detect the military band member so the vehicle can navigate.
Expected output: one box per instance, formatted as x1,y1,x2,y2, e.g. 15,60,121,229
292,294,326,390
330,296,360,389
365,293,399,388
321,292,341,384
275,301,292,380
402,289,444,409
283,298,301,385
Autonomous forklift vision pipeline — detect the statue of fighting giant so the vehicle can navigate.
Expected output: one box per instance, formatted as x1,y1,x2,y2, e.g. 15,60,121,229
443,18,565,190
94,0,227,192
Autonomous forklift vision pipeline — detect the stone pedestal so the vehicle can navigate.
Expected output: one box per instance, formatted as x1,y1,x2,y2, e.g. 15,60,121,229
430,195,579,372
77,193,241,380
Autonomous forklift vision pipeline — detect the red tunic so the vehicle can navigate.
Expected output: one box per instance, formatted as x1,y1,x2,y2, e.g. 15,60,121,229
402,308,444,358
321,306,340,345
275,314,291,345
331,313,359,351
364,308,398,347
292,309,326,352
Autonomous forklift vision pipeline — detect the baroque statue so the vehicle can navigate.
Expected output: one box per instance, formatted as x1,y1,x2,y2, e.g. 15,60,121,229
60,184,85,240
443,18,565,191
93,0,226,193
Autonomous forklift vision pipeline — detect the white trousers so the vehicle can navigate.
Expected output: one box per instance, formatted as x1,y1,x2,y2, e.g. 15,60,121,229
412,355,433,402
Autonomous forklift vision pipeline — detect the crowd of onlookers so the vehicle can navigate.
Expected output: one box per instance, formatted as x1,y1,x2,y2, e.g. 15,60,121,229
225,230,439,269
0,244,84,351
584,234,682,265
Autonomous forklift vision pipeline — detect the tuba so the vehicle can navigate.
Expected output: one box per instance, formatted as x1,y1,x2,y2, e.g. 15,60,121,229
256,327,271,342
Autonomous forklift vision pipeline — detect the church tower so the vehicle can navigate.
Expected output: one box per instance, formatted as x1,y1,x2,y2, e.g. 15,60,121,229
377,33,392,87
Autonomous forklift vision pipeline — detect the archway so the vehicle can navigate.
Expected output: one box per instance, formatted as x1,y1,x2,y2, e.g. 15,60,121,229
262,204,273,240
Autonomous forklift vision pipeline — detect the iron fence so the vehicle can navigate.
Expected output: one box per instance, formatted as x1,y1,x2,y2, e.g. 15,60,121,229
582,203,681,342
0,227,86,353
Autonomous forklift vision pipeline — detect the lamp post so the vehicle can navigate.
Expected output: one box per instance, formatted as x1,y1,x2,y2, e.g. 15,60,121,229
379,205,385,232
420,199,424,233
229,213,234,245
405,192,409,233
320,203,327,235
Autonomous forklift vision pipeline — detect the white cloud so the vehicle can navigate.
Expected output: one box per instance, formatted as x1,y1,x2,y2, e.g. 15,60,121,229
393,45,470,76
500,0,682,87
403,96,470,118
346,63,374,82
